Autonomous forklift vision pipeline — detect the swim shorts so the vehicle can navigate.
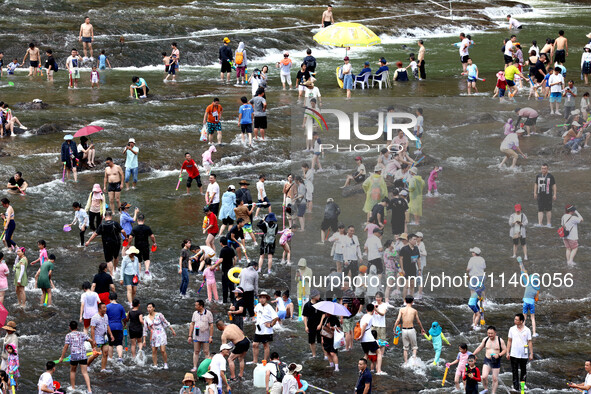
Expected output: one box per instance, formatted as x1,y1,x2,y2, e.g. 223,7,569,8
254,116,267,129
522,302,535,314
401,328,418,351
504,55,513,65
110,330,123,347
460,55,469,64
82,37,92,43
484,356,501,369
361,341,379,354
537,195,552,212
554,49,566,64
108,182,121,192
136,246,150,262
103,241,120,262
30,61,39,68
70,358,88,366
307,329,321,344
186,175,202,189
221,61,232,73
506,80,515,87
549,92,562,103
241,124,253,134
253,334,273,344
207,122,222,134
232,337,251,354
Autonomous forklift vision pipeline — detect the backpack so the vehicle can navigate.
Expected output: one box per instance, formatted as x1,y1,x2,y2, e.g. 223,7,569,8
305,57,316,70
235,52,244,66
264,223,278,245
270,360,287,382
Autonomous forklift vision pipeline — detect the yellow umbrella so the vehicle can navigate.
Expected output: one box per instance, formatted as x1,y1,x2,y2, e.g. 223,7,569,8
313,22,381,49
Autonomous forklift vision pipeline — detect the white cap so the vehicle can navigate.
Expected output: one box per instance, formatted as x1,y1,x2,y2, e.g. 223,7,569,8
572,121,581,127
415,232,423,238
220,343,233,351
128,138,136,143
228,184,236,190
470,247,481,255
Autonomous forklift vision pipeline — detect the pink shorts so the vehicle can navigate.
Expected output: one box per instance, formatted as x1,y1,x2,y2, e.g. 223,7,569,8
563,238,579,249
236,67,245,77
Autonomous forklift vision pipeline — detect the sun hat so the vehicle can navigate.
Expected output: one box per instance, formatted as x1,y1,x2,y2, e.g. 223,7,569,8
258,291,271,299
182,373,195,383
64,134,73,140
238,180,250,186
128,138,135,143
92,184,102,193
265,213,277,223
398,233,408,240
298,258,307,267
2,321,17,332
202,372,215,380
126,246,140,255
220,343,233,351
470,247,482,255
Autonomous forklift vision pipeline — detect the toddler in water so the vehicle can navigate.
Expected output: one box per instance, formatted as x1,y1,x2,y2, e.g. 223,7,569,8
202,145,216,176
446,343,473,391
493,71,507,102
7,60,19,75
503,118,515,135
90,66,99,88
279,227,293,265
406,53,419,80
203,257,222,302
426,166,442,196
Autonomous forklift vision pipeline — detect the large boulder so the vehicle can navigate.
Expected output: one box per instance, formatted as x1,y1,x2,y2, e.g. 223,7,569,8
33,124,64,135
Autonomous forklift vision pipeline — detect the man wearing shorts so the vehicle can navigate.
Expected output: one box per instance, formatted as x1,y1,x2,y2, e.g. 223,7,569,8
504,35,517,67
238,96,254,147
78,17,94,59
219,37,233,83
321,5,334,28
217,320,251,379
22,42,41,77
553,30,568,66
548,67,565,115
205,174,220,216
203,98,223,145
66,48,83,88
103,157,124,212
394,296,426,364
189,300,214,372
252,292,278,364
534,164,556,226
86,211,126,275
87,303,115,373
129,214,156,275
302,289,323,357
106,293,126,362
356,304,382,373
250,88,267,140
458,33,470,74
515,107,539,136
58,320,95,392
473,326,507,394
180,152,202,195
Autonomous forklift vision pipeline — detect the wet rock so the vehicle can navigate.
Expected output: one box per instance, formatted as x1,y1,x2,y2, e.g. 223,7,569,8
12,101,49,110
32,123,64,135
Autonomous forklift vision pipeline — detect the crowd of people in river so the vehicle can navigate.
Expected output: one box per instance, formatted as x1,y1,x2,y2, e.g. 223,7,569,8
0,5,591,394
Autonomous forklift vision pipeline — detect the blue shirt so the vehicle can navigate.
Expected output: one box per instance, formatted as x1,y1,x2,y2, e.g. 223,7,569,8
356,368,372,394
467,64,478,78
125,146,139,169
120,211,134,235
219,191,237,220
376,65,389,74
106,303,126,331
135,78,148,88
239,104,253,125
98,54,106,69
358,67,371,76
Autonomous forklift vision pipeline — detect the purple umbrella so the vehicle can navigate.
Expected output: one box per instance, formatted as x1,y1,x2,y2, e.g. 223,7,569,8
312,301,351,317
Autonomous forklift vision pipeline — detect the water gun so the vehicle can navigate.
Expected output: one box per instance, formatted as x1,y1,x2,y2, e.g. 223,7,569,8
567,382,584,392
377,339,389,347
478,296,485,326
176,176,182,191
202,216,209,229
124,328,128,351
442,365,449,386
229,61,236,70
54,350,98,364
43,292,49,306
297,271,304,321
393,326,401,345
8,373,15,394
520,381,526,394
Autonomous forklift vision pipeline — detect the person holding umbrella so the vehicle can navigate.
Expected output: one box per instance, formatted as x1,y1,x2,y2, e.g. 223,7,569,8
316,303,348,372
74,125,103,169
61,134,78,182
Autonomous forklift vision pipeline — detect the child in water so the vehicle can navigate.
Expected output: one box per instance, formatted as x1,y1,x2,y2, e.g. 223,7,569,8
279,227,293,265
426,166,442,197
90,66,99,88
203,257,222,302
423,321,449,365
5,344,19,389
503,118,514,135
7,60,19,75
446,343,473,391
202,145,216,176
462,355,481,394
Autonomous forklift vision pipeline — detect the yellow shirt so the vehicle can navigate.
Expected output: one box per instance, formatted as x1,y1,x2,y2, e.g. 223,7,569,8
504,65,520,81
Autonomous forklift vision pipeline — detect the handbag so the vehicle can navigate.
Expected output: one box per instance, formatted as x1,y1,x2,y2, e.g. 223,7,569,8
334,328,346,349
132,274,139,284
557,216,572,238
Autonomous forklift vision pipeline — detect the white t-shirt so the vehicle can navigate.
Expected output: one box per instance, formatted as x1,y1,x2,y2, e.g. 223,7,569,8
304,87,321,107
561,214,582,240
255,303,278,335
371,302,388,328
467,256,486,277
256,180,266,200
585,373,591,388
276,297,286,312
66,55,81,71
549,73,565,93
365,235,382,261
209,353,227,392
508,325,532,358
342,63,352,75
500,133,519,150
38,372,54,394
206,182,220,204
509,18,522,29
200,245,216,258
459,38,470,56
504,41,514,57
266,361,282,386
359,313,375,342
81,291,100,319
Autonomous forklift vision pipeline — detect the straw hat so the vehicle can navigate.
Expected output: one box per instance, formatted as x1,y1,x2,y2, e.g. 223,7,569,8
126,246,140,255
2,321,16,332
182,373,195,383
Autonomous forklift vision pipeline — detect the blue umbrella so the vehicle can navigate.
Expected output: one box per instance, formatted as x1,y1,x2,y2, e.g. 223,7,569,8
312,301,351,317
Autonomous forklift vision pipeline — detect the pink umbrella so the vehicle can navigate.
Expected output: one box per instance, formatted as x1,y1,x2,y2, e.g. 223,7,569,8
73,125,104,138
0,302,8,327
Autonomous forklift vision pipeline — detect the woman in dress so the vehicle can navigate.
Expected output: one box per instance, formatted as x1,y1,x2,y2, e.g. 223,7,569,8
13,247,27,308
0,252,9,305
581,44,591,85
143,302,176,369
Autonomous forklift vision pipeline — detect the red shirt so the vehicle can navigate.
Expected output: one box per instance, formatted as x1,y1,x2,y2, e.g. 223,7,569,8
497,79,507,90
182,159,200,178
206,212,219,234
